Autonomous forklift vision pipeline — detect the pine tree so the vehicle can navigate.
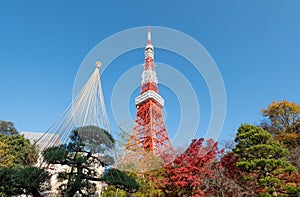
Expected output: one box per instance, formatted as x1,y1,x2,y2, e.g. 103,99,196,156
234,124,297,196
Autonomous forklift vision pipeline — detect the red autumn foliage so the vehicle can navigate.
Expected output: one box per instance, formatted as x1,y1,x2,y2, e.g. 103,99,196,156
220,152,239,179
162,138,221,196
211,152,257,196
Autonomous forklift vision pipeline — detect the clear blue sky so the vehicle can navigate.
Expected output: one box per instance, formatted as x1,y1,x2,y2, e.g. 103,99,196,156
1,1,300,146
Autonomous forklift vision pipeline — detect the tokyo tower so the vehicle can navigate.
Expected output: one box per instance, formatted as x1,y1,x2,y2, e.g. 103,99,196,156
124,27,173,162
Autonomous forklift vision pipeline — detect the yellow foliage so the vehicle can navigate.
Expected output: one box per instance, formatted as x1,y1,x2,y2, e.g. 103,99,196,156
0,140,13,169
274,133,300,148
262,100,300,114
262,100,300,134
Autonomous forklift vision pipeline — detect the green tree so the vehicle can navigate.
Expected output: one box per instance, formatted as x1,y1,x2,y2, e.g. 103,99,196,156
76,125,115,154
102,170,166,197
43,127,138,196
0,129,50,197
102,185,127,197
234,124,297,196
0,166,51,197
0,120,18,135
132,170,167,197
0,133,38,166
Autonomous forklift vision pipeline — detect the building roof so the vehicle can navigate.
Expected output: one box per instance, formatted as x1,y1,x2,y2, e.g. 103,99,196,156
22,131,62,150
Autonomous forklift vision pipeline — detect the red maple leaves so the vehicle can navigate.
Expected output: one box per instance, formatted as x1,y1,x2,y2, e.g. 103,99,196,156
162,138,221,196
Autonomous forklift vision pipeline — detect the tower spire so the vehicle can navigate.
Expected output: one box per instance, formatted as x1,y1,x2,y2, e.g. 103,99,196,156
147,26,151,44
142,26,157,94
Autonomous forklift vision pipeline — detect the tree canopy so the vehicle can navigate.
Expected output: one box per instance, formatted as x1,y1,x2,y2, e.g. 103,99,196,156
0,122,50,197
261,100,300,172
234,124,297,195
0,120,18,135
76,125,115,154
0,140,13,169
0,166,51,197
43,127,138,196
262,100,300,134
147,138,222,197
0,133,38,166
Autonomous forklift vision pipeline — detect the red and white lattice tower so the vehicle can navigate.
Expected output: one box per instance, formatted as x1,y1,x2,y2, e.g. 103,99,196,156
125,27,173,161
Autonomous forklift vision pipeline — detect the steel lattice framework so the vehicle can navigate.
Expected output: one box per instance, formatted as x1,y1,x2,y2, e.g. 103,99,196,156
125,27,173,162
